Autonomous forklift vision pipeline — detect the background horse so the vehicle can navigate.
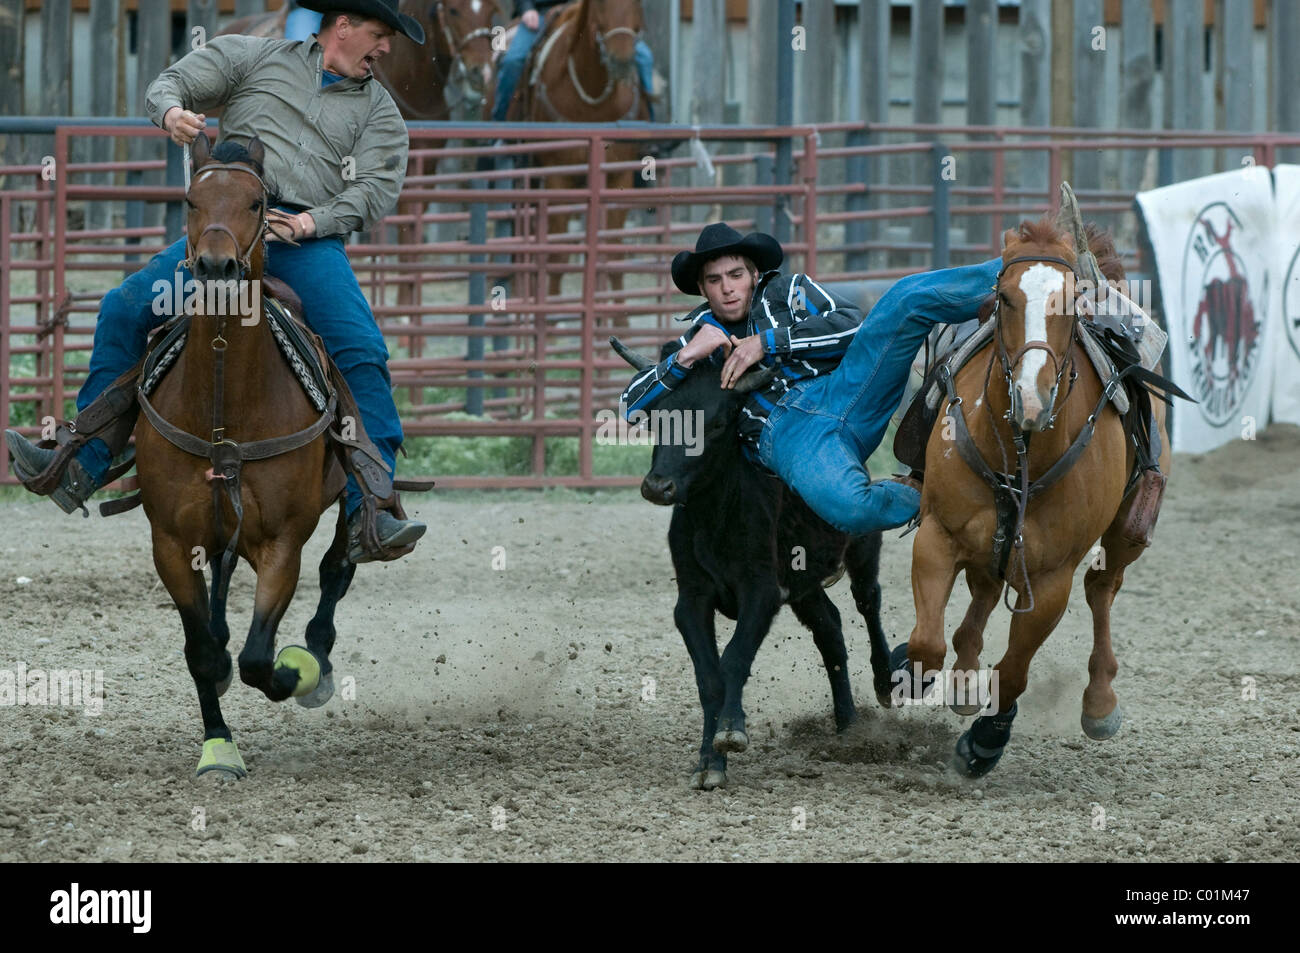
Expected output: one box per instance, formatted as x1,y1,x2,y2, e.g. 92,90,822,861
905,191,1174,778
135,135,353,779
494,0,648,316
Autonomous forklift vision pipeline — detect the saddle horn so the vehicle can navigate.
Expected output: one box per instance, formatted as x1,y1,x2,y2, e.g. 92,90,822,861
1056,181,1106,289
609,336,655,371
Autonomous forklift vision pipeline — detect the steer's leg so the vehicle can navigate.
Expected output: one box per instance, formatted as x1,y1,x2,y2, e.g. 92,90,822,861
713,588,783,756
674,587,726,790
846,531,892,706
789,589,857,731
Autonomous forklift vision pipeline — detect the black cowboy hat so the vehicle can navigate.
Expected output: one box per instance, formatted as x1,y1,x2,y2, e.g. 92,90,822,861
297,0,426,45
671,222,783,296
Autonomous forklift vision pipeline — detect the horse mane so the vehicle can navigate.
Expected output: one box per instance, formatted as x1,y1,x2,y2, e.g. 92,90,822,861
209,139,263,175
1011,218,1125,282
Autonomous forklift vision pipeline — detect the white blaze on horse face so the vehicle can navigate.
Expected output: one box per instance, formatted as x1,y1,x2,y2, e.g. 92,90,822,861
1014,263,1066,426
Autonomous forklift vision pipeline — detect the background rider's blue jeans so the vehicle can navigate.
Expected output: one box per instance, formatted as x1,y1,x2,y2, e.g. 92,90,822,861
77,234,403,516
757,259,1001,535
493,23,655,120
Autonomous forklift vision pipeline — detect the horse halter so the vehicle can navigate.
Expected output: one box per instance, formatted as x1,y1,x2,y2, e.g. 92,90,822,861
990,254,1081,433
180,162,270,278
434,1,495,55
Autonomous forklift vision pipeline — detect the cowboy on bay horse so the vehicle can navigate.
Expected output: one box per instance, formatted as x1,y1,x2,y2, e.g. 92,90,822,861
6,0,427,564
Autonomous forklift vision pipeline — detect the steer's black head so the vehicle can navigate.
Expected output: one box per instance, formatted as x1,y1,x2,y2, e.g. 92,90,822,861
610,337,777,506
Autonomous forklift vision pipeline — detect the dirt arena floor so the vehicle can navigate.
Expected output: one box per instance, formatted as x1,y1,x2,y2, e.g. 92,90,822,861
1,426,1297,862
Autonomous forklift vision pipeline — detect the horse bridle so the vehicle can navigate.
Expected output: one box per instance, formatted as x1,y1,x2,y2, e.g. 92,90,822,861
433,1,495,54
570,21,641,106
180,162,272,277
941,252,1120,613
989,254,1081,434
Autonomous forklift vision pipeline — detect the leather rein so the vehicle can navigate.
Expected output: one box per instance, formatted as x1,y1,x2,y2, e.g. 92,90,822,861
140,160,336,604
939,254,1126,613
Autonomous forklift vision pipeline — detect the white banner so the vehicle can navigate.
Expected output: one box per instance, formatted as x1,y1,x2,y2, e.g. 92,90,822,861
1136,167,1277,454
1271,164,1300,427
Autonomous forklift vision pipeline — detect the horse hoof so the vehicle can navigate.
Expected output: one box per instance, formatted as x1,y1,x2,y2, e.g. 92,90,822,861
1081,704,1123,741
690,769,727,790
713,730,749,754
950,700,986,717
195,738,247,779
274,645,321,699
950,730,1004,778
889,642,934,703
295,670,334,709
215,653,234,698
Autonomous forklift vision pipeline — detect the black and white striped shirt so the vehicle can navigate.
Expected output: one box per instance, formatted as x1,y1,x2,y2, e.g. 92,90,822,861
620,272,863,452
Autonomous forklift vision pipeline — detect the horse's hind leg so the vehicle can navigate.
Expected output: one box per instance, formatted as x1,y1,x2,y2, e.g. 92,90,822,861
1081,522,1147,740
237,545,307,703
298,505,356,708
151,535,241,777
845,532,892,707
789,589,857,731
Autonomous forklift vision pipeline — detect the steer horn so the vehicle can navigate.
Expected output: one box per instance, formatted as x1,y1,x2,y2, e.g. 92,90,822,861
733,365,780,393
1056,181,1106,289
609,336,655,371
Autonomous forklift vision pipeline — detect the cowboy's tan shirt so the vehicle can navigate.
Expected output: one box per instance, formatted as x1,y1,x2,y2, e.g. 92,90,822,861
145,35,407,238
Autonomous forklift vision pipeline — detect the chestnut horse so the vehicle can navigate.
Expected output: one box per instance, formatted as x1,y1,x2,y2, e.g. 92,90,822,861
136,135,351,779
903,187,1176,778
495,0,648,310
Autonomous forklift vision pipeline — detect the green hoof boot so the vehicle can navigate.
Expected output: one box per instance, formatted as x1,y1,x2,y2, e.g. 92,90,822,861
196,738,247,779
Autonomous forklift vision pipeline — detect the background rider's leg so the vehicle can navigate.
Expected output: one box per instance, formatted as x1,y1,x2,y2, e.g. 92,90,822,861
492,26,540,121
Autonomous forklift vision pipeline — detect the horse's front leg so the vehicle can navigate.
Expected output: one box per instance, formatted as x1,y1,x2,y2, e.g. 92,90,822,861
949,568,1002,714
150,531,241,778
238,542,311,703
894,518,959,703
297,503,356,709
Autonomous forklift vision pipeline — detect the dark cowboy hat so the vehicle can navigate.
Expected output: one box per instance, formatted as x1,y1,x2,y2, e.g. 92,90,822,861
297,0,426,45
671,223,783,296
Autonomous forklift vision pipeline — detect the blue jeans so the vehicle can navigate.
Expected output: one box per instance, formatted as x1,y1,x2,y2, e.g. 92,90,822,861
757,259,1002,535
492,24,655,121
77,234,403,516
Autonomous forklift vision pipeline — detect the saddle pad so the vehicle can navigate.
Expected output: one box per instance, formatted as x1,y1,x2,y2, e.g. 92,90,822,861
139,295,330,414
922,319,1129,417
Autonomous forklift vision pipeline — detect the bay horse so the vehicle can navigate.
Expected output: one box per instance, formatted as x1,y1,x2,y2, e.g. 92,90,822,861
494,0,649,313
135,134,352,779
903,187,1176,778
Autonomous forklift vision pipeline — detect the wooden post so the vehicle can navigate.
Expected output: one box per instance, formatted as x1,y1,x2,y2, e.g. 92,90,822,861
88,0,120,231
1273,0,1300,161
132,0,172,237
0,0,24,176
800,0,835,123
690,0,724,127
1216,0,1254,169
746,0,779,125
1019,0,1051,203
1167,0,1205,181
966,0,996,254
854,0,891,273
234,0,267,17
40,0,72,167
910,0,942,258
188,0,219,48
1050,0,1073,185
1070,0,1103,194
1120,0,1154,193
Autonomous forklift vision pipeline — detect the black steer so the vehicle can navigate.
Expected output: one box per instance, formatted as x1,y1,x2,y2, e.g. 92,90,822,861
612,337,893,790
